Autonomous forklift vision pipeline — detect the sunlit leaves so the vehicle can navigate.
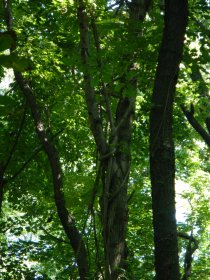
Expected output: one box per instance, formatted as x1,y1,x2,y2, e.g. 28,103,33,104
0,0,209,279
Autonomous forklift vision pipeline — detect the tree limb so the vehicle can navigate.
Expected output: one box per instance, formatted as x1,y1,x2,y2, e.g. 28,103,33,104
178,232,198,280
14,67,89,280
4,129,64,185
91,16,115,133
77,0,107,156
41,226,70,245
181,104,210,148
3,101,27,173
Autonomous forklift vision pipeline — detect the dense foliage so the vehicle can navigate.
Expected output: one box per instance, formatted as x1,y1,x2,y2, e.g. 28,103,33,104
0,0,209,279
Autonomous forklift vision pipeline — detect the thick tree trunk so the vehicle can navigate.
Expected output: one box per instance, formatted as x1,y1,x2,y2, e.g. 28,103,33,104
149,1,188,280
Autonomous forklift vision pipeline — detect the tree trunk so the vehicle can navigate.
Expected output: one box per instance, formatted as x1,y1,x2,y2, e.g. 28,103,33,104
78,1,151,278
3,1,89,278
149,1,188,279
100,97,134,279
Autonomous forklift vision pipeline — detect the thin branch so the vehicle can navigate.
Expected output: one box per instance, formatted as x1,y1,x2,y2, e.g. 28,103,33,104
177,232,198,244
41,226,70,245
4,129,64,185
3,101,27,173
79,161,102,242
181,104,210,148
91,16,115,133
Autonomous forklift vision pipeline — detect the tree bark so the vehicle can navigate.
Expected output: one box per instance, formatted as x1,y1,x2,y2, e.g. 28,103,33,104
149,1,188,279
101,97,134,279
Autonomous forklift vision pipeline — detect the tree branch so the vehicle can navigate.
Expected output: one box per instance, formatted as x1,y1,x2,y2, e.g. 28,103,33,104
91,16,115,133
4,129,64,185
181,104,210,148
3,101,27,173
15,69,89,280
41,226,70,245
77,0,107,156
178,232,198,280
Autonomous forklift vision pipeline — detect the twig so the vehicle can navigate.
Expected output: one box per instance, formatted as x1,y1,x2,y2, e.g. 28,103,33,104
41,226,70,244
4,129,64,185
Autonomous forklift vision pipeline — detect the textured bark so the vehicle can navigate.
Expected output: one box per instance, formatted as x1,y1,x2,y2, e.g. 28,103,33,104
149,1,188,279
103,2,151,278
101,97,134,279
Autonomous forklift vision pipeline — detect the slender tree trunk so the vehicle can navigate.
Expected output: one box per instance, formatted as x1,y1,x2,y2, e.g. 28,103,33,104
149,1,188,279
14,72,89,280
101,97,134,279
3,1,89,278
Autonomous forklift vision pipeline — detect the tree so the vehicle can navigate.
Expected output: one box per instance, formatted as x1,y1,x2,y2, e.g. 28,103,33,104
149,1,188,279
0,0,209,279
77,0,151,278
